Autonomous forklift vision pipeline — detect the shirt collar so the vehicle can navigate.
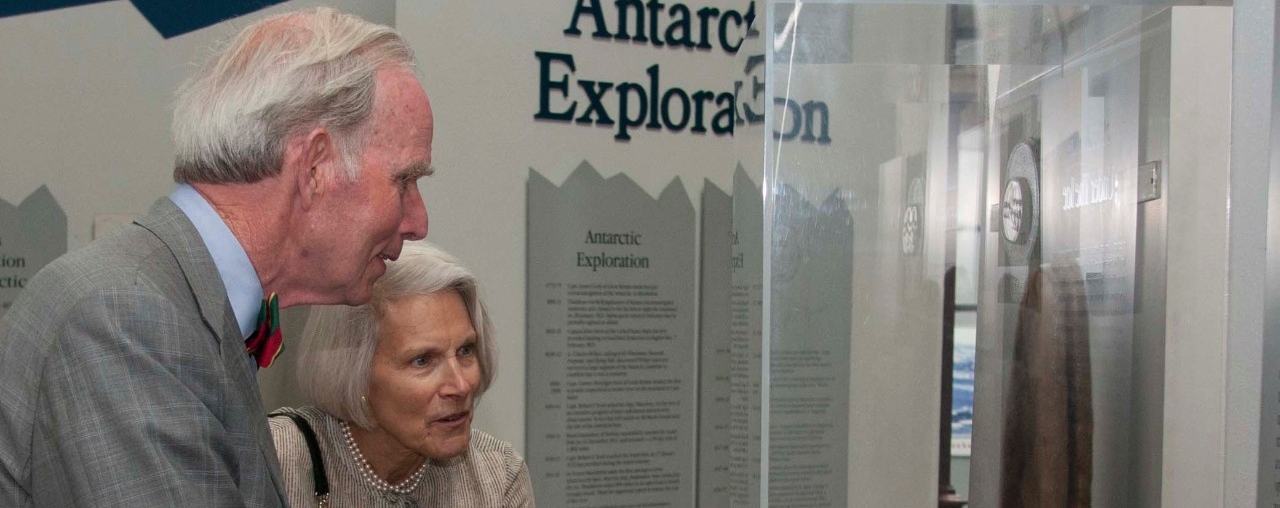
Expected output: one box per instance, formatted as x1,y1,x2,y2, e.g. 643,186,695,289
169,184,264,339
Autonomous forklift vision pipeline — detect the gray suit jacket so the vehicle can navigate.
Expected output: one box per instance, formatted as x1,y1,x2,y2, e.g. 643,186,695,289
0,198,287,507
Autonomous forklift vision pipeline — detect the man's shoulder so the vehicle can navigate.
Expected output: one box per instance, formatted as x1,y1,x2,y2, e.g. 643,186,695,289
23,223,178,306
1,219,198,357
0,217,206,485
34,196,201,296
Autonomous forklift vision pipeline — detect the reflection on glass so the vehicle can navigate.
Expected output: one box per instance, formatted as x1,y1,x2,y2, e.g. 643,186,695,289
764,2,1224,507
1002,263,1094,508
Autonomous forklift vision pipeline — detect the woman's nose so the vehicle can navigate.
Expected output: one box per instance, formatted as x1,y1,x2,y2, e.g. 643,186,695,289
438,359,475,397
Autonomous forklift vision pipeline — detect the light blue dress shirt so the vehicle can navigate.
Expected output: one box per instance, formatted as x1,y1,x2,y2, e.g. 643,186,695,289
169,184,264,340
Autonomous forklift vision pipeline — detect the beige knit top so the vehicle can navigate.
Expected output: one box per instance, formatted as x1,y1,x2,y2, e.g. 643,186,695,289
269,407,534,508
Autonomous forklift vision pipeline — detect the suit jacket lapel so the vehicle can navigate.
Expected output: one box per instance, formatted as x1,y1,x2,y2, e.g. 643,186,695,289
134,199,240,342
133,197,287,503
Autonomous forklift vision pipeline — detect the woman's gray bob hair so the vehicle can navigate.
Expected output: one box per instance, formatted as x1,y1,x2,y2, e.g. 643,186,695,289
296,241,497,429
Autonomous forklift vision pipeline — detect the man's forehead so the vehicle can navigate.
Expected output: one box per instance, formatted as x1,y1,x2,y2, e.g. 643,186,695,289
375,66,430,111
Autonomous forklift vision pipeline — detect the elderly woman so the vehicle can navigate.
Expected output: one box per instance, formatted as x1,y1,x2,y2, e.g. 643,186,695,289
270,241,533,507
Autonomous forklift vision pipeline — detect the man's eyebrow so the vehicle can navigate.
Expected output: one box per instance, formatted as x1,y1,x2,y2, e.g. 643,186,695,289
394,162,434,183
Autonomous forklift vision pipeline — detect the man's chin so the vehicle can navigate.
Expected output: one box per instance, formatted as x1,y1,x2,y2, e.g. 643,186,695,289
345,285,376,306
336,281,375,306
341,262,388,305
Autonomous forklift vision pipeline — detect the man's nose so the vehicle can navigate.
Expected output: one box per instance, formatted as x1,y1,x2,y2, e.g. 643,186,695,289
402,184,428,240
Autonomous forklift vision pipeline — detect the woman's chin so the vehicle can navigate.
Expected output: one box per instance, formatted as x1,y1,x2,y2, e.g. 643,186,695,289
421,432,471,461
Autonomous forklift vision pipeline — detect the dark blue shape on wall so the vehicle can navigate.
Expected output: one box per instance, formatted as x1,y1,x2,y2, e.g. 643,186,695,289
0,0,288,38
129,0,288,38
0,0,106,19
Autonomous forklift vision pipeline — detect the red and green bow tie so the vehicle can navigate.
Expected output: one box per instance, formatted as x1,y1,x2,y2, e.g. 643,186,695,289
245,292,283,369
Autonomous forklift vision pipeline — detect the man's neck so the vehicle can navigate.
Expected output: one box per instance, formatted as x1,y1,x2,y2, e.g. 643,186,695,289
191,181,296,303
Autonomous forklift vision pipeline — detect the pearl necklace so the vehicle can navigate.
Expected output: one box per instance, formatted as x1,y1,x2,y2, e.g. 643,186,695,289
339,421,427,495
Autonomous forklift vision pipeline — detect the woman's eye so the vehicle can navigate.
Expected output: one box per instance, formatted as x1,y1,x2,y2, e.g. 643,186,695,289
410,356,431,367
458,344,475,358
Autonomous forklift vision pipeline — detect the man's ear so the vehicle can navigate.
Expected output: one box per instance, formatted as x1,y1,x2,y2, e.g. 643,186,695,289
294,128,337,209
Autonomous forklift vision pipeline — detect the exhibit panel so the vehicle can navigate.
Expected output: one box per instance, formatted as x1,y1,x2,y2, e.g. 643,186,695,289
699,179,734,508
0,187,65,316
762,2,1235,507
731,169,766,508
526,164,699,507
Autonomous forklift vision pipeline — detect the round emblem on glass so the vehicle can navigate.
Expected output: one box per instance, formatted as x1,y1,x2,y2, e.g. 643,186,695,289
1000,139,1040,265
901,204,920,255
1001,178,1030,244
900,176,925,257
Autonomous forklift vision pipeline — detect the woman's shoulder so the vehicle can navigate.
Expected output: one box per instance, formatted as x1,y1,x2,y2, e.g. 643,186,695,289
465,429,528,480
268,406,336,454
269,407,332,433
267,407,332,508
269,406,329,420
463,430,535,506
467,429,514,454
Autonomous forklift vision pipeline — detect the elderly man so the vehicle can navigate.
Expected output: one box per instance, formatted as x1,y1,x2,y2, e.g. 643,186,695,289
0,8,430,507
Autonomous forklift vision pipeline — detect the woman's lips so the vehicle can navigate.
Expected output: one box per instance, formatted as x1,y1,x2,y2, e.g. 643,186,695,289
433,411,470,427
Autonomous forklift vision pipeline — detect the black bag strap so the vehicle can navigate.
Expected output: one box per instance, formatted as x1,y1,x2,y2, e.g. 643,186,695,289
270,411,331,498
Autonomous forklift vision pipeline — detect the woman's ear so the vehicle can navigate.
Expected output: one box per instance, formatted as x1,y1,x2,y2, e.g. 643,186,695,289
360,395,378,427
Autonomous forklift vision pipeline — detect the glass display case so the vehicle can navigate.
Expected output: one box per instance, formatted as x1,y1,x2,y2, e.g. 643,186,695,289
758,1,1255,507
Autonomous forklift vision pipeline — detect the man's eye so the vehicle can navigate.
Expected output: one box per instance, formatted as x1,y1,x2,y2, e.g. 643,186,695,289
393,173,418,189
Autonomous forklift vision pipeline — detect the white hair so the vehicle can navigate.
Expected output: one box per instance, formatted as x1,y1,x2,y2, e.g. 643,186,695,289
297,241,498,429
172,7,416,183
